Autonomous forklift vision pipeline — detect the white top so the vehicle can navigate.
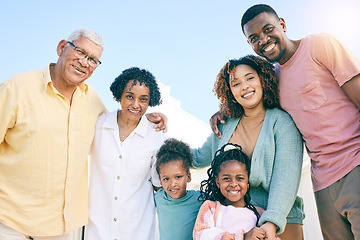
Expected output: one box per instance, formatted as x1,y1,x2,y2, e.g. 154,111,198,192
85,110,167,240
216,205,257,234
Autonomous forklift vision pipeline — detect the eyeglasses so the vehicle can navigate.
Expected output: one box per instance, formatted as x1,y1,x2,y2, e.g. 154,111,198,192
67,41,101,67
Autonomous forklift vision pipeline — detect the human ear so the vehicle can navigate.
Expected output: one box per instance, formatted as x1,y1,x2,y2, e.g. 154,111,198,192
187,172,192,183
215,176,220,188
56,39,67,57
279,17,287,33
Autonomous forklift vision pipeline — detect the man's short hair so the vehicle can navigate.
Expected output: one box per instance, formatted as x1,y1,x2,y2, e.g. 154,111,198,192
67,28,104,50
241,4,279,33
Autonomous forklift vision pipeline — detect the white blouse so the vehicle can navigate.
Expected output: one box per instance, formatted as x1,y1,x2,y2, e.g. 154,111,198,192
86,110,167,240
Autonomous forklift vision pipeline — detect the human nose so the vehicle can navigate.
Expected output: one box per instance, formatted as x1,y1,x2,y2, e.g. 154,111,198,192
170,179,177,187
258,33,269,45
133,98,140,108
78,56,90,67
229,179,237,187
241,81,250,90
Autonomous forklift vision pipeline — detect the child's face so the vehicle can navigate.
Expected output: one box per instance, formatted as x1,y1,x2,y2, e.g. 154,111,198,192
159,160,191,199
215,160,249,208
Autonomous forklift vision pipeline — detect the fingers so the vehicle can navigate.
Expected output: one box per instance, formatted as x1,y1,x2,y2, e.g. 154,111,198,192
209,111,224,139
147,112,168,133
244,227,266,240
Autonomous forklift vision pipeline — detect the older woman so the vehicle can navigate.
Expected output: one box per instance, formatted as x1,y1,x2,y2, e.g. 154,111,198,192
86,67,167,240
192,55,304,240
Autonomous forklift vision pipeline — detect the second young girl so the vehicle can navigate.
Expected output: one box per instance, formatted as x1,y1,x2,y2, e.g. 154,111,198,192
193,143,279,240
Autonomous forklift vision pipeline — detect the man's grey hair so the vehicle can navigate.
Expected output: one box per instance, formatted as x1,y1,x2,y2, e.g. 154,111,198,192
67,28,104,50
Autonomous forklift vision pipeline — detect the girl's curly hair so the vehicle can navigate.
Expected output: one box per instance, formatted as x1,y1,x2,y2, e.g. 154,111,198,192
199,143,260,225
156,138,193,175
110,67,162,107
214,55,280,118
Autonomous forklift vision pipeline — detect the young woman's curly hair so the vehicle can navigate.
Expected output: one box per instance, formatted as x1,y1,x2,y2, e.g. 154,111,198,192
214,55,280,118
110,67,162,107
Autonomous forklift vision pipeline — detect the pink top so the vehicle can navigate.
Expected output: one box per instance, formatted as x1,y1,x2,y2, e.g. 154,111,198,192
277,33,360,191
193,200,257,240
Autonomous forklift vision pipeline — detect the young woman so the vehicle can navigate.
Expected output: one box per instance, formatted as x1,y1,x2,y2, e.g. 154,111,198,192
192,55,304,240
86,67,167,240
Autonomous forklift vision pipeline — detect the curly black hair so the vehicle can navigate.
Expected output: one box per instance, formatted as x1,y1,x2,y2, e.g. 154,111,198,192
199,143,260,225
110,67,162,107
156,138,193,175
214,55,280,118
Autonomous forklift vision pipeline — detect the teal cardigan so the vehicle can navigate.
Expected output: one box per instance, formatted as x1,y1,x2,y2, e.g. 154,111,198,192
192,108,304,234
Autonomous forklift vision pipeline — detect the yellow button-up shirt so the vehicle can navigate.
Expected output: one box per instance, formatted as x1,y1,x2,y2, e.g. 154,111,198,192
0,64,106,236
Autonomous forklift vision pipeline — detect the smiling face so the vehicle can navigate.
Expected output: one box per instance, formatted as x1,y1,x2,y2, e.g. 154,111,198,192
159,160,191,199
229,64,264,116
216,160,249,208
56,36,102,87
119,80,150,121
244,12,289,64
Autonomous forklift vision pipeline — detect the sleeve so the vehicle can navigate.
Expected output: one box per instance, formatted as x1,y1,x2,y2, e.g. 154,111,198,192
191,133,216,168
193,201,245,240
259,114,304,234
191,118,237,169
0,79,17,144
193,201,225,240
313,33,360,86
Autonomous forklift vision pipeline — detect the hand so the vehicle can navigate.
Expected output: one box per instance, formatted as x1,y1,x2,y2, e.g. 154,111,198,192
146,112,168,133
209,111,228,139
221,231,235,240
260,222,277,240
244,227,266,240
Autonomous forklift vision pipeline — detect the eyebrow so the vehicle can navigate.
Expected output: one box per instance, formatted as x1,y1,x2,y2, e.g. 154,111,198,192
232,72,254,81
248,23,273,39
244,72,254,77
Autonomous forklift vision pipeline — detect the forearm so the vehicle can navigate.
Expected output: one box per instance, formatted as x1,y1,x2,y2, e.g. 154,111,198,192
260,122,303,233
191,134,217,168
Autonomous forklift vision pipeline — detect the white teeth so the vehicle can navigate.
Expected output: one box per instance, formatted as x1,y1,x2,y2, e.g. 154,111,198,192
263,43,275,52
243,92,254,98
74,66,85,73
129,109,140,113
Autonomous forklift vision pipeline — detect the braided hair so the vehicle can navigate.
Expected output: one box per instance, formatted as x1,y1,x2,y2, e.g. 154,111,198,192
199,143,260,225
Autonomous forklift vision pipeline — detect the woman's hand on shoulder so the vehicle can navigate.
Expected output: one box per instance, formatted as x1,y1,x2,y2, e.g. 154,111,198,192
146,112,167,132
209,111,228,139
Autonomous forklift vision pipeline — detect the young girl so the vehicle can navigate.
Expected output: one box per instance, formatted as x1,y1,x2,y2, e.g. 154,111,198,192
155,138,202,240
193,143,279,240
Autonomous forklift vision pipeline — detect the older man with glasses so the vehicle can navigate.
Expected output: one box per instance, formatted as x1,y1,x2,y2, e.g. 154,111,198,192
0,29,166,240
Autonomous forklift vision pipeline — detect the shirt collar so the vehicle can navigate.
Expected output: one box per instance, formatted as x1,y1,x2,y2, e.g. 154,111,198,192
103,110,149,138
43,63,88,94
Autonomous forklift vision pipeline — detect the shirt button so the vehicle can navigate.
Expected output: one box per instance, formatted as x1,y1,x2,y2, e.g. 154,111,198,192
117,176,120,180
114,218,117,222
114,196,118,200
119,155,122,159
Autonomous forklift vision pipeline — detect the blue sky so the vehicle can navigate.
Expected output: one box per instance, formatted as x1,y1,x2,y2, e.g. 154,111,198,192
1,0,359,122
